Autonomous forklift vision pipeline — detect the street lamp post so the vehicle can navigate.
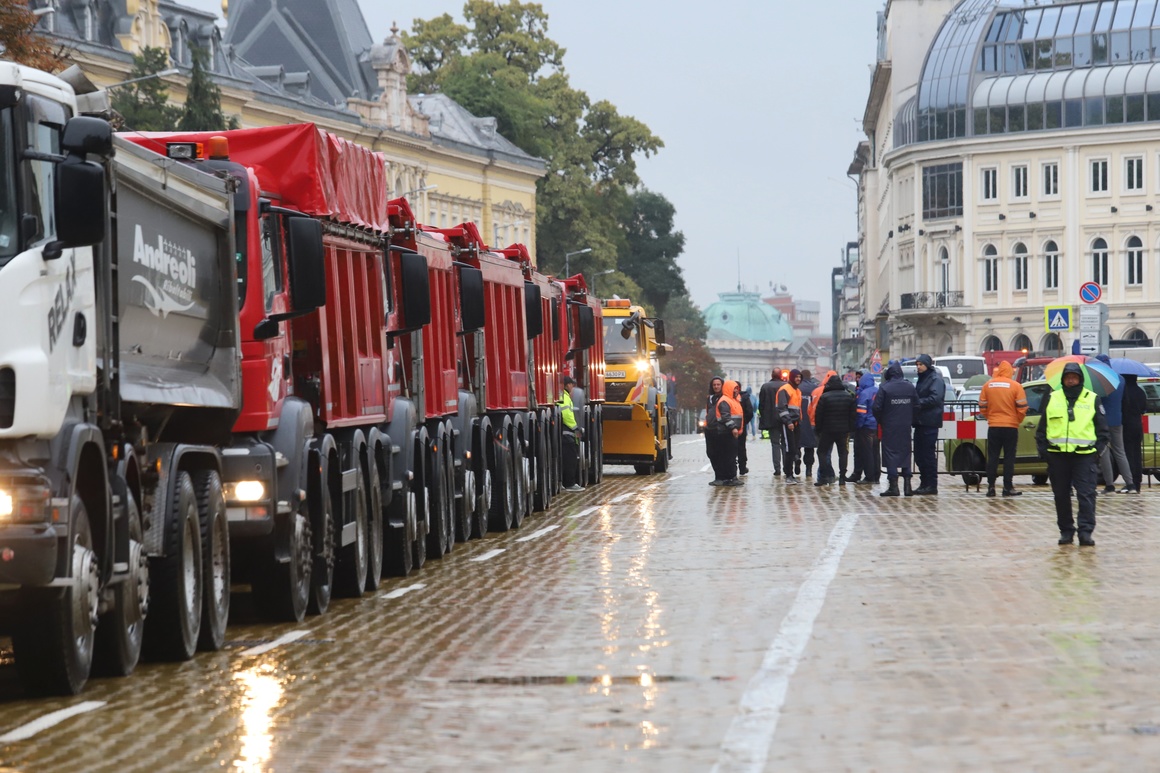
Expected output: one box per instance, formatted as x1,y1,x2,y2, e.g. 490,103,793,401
563,247,591,277
106,68,180,89
591,268,614,297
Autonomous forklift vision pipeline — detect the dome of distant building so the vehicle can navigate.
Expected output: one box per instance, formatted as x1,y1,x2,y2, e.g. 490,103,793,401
703,292,793,342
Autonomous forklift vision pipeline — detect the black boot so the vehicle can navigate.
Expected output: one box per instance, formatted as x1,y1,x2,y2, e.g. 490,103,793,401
880,479,900,497
1002,487,1022,497
986,484,996,497
903,478,914,497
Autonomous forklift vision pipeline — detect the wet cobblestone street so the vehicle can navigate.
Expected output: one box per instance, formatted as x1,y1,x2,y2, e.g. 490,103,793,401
3,436,1160,771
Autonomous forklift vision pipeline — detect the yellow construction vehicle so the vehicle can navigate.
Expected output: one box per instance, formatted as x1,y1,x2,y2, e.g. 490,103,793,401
600,299,672,474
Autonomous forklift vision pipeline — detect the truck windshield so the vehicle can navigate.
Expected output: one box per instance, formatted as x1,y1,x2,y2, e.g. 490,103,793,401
0,109,18,263
602,317,640,357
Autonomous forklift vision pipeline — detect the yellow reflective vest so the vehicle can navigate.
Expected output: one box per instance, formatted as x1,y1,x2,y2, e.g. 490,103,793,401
1044,389,1098,454
558,389,578,430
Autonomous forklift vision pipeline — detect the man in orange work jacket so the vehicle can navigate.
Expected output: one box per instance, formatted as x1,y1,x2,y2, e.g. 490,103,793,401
978,360,1028,497
706,378,745,487
777,370,804,484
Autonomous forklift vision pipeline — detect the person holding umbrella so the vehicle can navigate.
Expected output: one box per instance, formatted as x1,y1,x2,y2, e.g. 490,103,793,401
1094,354,1135,493
1106,358,1158,493
1036,362,1110,547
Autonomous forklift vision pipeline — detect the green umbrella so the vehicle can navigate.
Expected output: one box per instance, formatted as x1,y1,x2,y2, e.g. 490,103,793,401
964,373,990,389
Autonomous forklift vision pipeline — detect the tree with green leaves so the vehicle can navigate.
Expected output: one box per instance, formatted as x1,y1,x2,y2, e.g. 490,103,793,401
178,46,239,132
0,0,67,72
111,47,181,132
614,188,687,314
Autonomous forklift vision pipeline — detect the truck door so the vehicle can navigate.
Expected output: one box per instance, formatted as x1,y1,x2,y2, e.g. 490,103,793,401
258,211,291,412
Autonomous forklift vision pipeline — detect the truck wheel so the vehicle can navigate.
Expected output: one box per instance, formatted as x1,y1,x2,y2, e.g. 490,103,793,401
425,446,450,560
511,437,528,529
335,460,368,598
654,440,670,473
364,457,383,592
634,464,653,475
533,423,550,513
252,506,311,622
195,471,230,652
489,443,515,532
593,416,604,484
94,492,148,678
384,484,415,577
443,447,457,553
14,497,99,696
144,472,203,661
457,459,477,543
308,476,335,616
411,483,429,571
473,465,491,539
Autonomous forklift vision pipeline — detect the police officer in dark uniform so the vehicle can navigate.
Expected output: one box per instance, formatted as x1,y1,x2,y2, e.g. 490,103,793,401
872,361,917,497
1035,362,1109,546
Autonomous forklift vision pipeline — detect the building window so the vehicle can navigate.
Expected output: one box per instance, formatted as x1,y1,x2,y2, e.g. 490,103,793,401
1127,235,1144,285
1126,156,1145,191
1042,162,1059,197
1090,158,1109,193
922,163,963,220
1044,240,1059,290
1013,242,1028,291
1092,237,1109,286
982,167,998,201
1012,164,1029,199
983,244,999,293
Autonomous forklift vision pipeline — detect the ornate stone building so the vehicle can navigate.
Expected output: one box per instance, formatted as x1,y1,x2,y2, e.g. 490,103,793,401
702,292,824,390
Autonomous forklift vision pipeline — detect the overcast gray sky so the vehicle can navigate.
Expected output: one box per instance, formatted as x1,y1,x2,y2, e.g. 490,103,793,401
186,0,877,331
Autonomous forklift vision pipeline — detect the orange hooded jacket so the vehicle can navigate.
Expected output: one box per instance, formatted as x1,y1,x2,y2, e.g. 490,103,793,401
713,379,744,434
978,361,1028,428
808,371,838,425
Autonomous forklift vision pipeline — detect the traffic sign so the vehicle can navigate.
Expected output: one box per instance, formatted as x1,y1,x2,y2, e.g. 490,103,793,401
1079,282,1102,304
1044,306,1071,332
1078,303,1108,355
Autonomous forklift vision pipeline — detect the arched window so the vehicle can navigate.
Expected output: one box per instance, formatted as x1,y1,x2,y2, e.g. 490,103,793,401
1041,333,1063,352
938,246,950,296
1092,237,1109,286
1043,240,1060,290
1126,328,1149,341
981,335,1004,351
982,244,999,293
1127,235,1144,286
1013,242,1028,291
1011,333,1033,351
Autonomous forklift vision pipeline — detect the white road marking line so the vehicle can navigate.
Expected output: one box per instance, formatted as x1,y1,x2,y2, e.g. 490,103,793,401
569,506,601,519
678,439,703,446
471,548,506,562
667,475,686,482
642,473,687,490
611,493,633,503
381,583,426,599
700,462,712,472
0,701,106,744
239,630,310,657
516,525,560,542
713,512,861,773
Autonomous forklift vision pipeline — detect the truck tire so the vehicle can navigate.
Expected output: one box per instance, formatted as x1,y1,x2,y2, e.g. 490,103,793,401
195,471,230,652
489,441,515,532
511,436,528,529
411,481,429,572
14,497,99,696
384,484,415,577
308,475,335,616
473,463,491,539
425,445,450,560
533,422,550,513
654,441,669,473
364,456,383,592
634,464,653,475
335,460,368,598
252,505,311,622
94,492,148,678
593,411,604,484
443,447,457,553
144,472,203,661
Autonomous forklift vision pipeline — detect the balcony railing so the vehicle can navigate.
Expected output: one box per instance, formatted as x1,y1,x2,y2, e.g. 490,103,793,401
898,291,964,310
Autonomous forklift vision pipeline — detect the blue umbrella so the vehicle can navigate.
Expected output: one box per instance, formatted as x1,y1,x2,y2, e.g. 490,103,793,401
1107,357,1159,377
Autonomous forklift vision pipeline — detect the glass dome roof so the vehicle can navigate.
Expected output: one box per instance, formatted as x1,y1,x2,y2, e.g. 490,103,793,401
703,292,794,343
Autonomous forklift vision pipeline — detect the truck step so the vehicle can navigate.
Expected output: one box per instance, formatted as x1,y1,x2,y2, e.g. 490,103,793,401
275,452,289,468
391,445,402,455
341,468,358,493
392,480,404,491
340,520,357,546
277,501,292,515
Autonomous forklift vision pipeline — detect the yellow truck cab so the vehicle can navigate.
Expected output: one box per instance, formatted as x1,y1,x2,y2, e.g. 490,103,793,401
600,299,672,474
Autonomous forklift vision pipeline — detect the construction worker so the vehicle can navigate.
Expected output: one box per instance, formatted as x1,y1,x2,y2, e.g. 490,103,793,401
777,370,804,484
559,376,582,492
1035,362,1109,546
978,360,1028,497
706,378,745,486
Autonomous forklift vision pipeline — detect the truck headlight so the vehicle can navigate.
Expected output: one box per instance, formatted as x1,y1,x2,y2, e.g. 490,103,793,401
0,484,50,523
0,490,12,517
635,359,649,372
225,480,266,503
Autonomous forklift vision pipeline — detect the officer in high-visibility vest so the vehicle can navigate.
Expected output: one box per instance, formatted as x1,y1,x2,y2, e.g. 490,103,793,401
1035,362,1109,546
559,376,582,492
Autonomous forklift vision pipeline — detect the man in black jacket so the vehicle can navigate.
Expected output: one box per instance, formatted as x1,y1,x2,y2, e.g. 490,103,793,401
1122,374,1147,494
912,353,945,495
758,369,787,475
736,383,754,476
814,374,858,485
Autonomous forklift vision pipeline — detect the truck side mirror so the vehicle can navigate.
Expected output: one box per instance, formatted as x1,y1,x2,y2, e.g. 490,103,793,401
61,116,113,158
653,319,666,345
524,282,543,339
286,217,326,312
459,265,485,333
397,247,431,331
54,157,106,249
551,298,561,341
577,305,596,349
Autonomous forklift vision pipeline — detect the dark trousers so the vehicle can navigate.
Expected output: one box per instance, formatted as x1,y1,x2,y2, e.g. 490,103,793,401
882,429,912,482
817,432,849,481
766,427,783,472
1048,452,1098,537
852,428,880,482
780,424,800,476
801,446,815,475
913,426,940,490
1125,429,1144,492
562,431,580,488
706,431,737,481
736,433,749,475
986,427,1019,489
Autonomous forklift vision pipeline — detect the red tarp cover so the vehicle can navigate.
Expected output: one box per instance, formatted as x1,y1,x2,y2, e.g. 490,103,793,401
124,124,390,232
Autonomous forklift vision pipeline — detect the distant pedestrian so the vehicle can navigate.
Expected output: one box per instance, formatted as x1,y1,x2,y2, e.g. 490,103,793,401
978,360,1028,497
872,361,917,496
559,376,582,491
912,353,945,495
758,369,787,475
1095,354,1135,494
743,386,757,438
706,378,745,486
799,369,822,480
813,373,857,485
850,373,880,484
1036,362,1109,546
777,370,804,484
1122,373,1146,494
736,383,753,476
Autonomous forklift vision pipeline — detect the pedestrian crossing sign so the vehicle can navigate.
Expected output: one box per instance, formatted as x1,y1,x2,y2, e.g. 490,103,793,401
1044,306,1071,332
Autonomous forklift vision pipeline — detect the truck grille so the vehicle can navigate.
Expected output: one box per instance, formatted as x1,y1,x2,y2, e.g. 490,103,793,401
0,368,13,429
605,382,633,403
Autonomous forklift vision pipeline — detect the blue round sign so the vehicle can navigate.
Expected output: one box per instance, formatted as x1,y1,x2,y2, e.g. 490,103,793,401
1079,281,1102,304
870,361,882,375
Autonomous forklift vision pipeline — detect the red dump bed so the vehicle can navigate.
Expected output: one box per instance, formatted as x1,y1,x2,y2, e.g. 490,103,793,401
495,243,561,408
559,276,605,402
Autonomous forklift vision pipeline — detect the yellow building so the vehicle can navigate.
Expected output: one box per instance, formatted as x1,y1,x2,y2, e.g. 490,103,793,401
38,0,544,256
